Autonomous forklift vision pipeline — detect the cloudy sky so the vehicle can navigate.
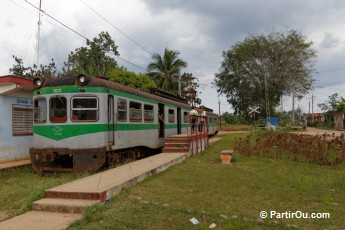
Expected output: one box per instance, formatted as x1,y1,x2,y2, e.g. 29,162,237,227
2,0,345,114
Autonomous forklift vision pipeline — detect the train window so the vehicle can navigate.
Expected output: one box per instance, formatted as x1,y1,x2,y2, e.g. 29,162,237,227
129,101,142,122
168,109,175,123
183,111,189,123
208,117,213,124
71,97,98,122
117,99,127,122
144,104,154,123
50,96,67,123
213,117,218,124
34,98,47,123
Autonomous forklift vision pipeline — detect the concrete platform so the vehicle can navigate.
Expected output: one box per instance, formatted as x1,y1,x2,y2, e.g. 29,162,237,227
0,211,81,230
45,152,188,202
0,152,190,229
0,159,30,171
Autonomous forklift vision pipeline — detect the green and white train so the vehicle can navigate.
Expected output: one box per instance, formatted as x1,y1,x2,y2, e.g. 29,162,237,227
30,75,218,174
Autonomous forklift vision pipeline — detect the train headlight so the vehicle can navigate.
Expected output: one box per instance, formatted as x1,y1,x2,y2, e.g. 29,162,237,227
33,77,45,88
79,75,86,83
76,74,90,86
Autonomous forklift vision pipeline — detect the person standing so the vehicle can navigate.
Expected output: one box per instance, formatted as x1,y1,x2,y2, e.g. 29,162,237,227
189,106,198,133
158,110,164,138
199,109,206,133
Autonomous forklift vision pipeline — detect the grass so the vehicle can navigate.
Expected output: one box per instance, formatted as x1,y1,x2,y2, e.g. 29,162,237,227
0,166,88,221
67,132,345,230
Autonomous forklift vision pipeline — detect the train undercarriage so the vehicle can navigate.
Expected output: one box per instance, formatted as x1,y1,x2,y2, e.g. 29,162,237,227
29,146,159,175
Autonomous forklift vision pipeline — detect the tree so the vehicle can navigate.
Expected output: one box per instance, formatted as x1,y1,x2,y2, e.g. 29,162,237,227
147,48,187,93
9,55,57,79
222,112,245,124
214,30,316,118
180,72,201,105
107,68,156,91
63,31,118,76
318,93,345,112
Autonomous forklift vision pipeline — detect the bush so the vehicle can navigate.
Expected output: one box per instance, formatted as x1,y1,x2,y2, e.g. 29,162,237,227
234,132,345,165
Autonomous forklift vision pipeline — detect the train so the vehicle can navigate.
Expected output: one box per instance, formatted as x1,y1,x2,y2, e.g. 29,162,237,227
29,74,218,174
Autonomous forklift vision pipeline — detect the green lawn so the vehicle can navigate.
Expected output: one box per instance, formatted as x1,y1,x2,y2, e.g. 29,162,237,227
0,132,343,229
0,166,87,221
67,133,345,230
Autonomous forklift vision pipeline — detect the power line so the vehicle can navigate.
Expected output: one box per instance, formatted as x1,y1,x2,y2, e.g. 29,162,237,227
109,52,147,72
11,0,86,41
315,80,345,88
24,0,89,41
314,67,345,74
23,0,148,72
80,0,153,57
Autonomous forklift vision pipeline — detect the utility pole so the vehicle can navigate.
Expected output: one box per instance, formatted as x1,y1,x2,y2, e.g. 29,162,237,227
218,99,221,128
264,74,271,128
312,93,314,123
36,0,42,69
292,88,295,123
178,69,181,97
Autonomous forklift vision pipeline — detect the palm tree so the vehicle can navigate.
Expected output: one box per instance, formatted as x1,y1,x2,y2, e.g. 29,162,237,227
147,48,187,93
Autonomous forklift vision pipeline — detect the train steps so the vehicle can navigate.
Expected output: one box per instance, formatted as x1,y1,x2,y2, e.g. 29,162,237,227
162,135,191,153
32,198,99,214
28,153,188,215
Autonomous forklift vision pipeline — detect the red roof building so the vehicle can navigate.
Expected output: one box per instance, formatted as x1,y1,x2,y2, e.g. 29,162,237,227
0,75,34,163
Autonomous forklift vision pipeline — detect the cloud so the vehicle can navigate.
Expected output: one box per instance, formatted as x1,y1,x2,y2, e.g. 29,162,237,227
2,0,345,113
320,32,341,49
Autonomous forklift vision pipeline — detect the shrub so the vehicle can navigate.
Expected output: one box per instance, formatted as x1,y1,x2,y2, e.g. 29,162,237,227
234,132,345,165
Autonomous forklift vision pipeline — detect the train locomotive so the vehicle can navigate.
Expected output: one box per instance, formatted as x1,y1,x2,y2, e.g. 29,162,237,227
29,74,218,174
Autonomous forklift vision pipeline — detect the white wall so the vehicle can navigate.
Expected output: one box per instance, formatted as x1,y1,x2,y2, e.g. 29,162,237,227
0,93,33,162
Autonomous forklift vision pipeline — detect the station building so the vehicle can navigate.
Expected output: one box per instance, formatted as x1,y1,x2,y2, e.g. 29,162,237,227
0,75,34,162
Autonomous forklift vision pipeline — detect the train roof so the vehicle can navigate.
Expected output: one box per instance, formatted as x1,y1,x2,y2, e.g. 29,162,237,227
38,75,192,109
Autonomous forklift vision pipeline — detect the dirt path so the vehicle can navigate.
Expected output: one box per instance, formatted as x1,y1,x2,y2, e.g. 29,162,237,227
209,130,249,144
300,127,345,136
215,127,345,137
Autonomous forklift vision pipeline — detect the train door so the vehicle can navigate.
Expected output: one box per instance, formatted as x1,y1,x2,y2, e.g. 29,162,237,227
177,107,181,134
158,103,165,138
108,95,114,145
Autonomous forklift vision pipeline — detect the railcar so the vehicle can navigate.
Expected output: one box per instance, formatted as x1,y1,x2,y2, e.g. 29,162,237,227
29,75,218,174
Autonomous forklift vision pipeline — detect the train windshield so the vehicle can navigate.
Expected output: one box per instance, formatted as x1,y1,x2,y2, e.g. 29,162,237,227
50,96,67,123
71,97,98,122
34,98,47,123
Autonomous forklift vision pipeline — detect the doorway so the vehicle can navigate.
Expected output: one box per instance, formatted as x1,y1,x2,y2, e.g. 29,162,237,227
108,95,114,145
177,107,181,134
158,103,165,138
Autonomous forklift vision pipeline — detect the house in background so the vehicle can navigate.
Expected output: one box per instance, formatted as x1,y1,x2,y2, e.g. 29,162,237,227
0,75,34,163
333,111,345,130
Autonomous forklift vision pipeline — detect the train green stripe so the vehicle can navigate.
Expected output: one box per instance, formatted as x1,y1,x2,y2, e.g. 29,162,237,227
34,124,107,141
34,86,106,95
108,89,157,104
33,123,184,141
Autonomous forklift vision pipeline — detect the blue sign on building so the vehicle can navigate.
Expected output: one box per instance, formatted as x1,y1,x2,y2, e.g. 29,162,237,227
16,98,32,105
